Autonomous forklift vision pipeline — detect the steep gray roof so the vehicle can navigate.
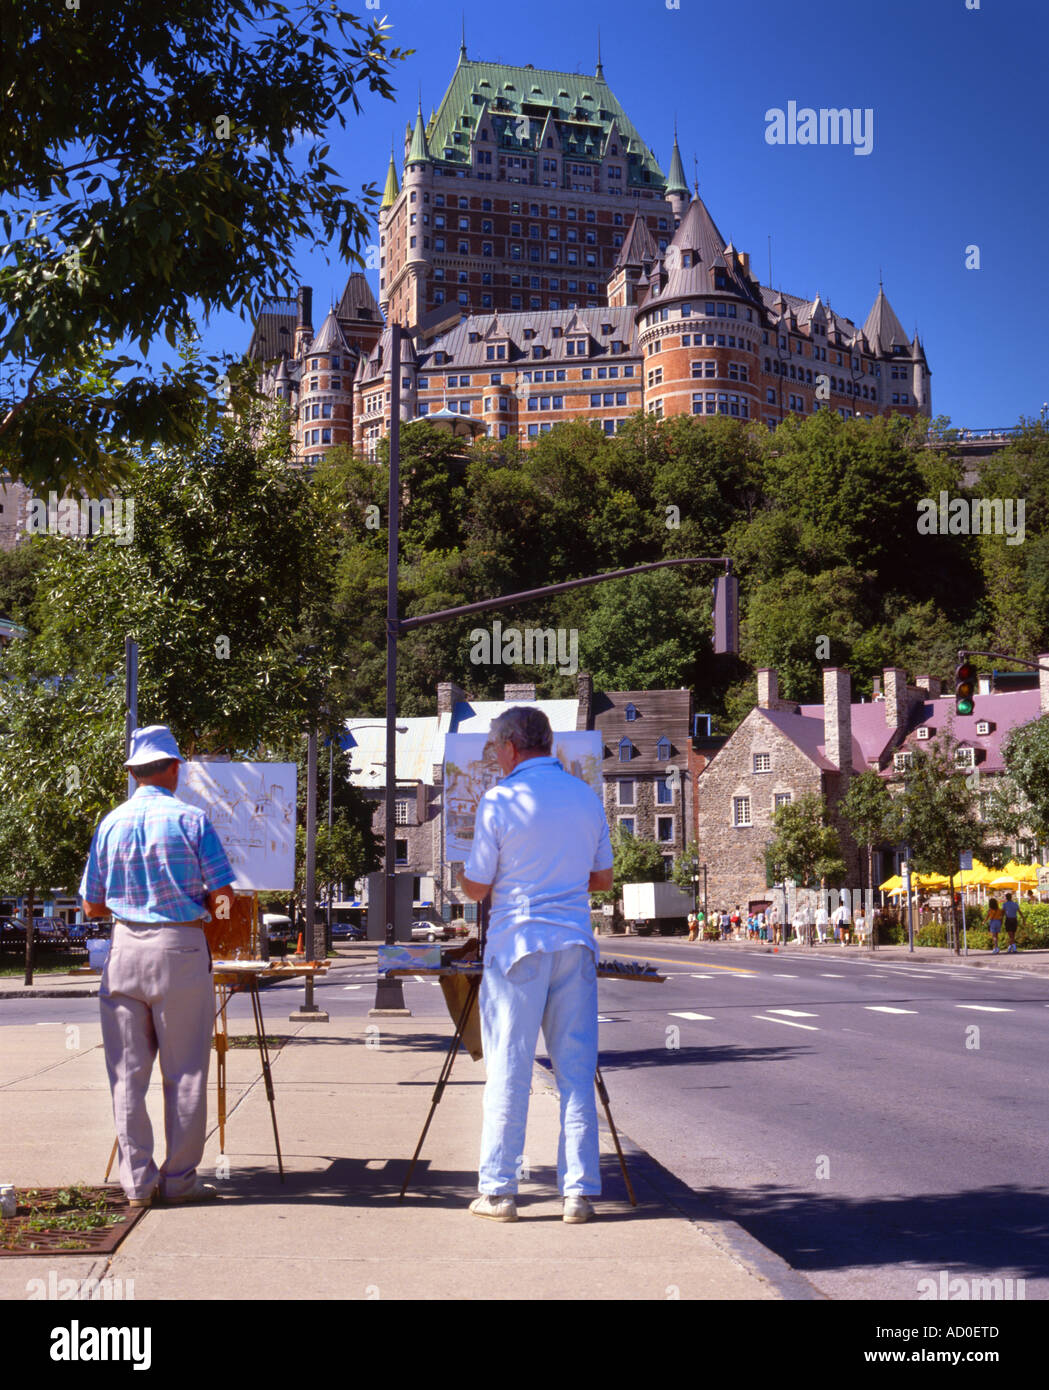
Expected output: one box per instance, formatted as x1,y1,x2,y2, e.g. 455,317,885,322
311,308,349,354
614,211,657,269
415,306,638,369
336,273,380,323
247,299,297,362
863,287,910,354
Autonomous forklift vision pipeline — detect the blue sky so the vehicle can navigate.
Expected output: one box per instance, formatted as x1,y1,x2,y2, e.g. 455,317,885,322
201,0,1048,429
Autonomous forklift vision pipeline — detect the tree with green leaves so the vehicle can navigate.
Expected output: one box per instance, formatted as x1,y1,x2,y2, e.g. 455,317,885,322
766,792,846,890
885,734,984,953
1000,715,1049,848
841,770,894,893
28,409,346,756
0,646,124,982
1,0,409,488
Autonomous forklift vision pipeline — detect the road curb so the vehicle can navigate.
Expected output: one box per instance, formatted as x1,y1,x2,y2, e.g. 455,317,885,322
534,1059,823,1300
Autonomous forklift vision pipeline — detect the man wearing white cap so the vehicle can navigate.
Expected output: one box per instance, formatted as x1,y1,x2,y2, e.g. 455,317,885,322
80,726,235,1206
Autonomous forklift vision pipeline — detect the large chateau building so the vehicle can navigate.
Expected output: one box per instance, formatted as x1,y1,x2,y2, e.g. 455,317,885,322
250,45,931,464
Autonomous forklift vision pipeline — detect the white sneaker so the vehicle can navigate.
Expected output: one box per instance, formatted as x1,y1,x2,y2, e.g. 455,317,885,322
563,1196,595,1223
469,1194,518,1222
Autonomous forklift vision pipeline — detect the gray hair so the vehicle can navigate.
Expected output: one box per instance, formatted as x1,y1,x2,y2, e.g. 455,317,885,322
489,706,553,755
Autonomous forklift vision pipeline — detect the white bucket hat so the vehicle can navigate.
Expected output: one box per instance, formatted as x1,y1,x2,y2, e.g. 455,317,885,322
124,724,183,768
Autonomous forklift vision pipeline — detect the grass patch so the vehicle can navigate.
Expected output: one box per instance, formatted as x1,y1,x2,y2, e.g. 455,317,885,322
0,951,86,977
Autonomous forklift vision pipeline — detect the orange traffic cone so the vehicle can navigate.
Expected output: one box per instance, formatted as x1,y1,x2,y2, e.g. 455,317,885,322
295,932,304,955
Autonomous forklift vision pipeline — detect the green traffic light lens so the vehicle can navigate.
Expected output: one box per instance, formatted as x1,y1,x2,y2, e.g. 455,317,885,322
957,697,974,715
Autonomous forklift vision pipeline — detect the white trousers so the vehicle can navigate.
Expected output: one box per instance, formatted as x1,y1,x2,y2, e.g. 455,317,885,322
99,922,213,1200
478,946,600,1197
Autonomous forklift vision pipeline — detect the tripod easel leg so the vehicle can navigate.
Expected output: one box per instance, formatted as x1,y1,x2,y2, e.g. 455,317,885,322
398,975,480,1201
249,976,285,1182
595,1066,637,1207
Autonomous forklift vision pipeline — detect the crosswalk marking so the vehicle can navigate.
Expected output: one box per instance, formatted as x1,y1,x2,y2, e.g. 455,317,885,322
768,1008,818,1018
956,1004,1012,1013
342,985,362,991
669,1011,715,1021
865,1006,917,1014
753,1015,818,1031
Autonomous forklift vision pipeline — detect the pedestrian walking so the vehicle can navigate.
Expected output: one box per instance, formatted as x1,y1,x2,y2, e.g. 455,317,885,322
986,896,1003,953
814,901,830,944
79,726,235,1207
460,707,613,1224
854,904,868,947
1002,892,1025,953
687,911,698,942
831,898,851,946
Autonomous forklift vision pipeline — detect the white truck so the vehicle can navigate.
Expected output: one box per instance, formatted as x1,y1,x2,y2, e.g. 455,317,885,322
622,881,694,935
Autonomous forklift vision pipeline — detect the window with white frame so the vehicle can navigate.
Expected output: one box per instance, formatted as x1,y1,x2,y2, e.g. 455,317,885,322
894,751,914,772
733,796,752,827
753,753,771,773
395,800,410,825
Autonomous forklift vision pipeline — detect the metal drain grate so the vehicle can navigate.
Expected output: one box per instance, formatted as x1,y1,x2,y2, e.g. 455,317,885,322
0,1186,146,1256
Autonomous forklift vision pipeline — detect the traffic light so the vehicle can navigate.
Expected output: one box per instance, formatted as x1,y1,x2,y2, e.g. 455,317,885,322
954,660,976,716
712,573,739,655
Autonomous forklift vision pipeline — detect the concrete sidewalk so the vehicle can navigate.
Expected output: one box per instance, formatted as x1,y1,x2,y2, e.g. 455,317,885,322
0,994,813,1301
652,936,1049,974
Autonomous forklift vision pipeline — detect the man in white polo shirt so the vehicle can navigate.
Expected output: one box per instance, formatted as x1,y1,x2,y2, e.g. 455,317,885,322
460,707,614,1224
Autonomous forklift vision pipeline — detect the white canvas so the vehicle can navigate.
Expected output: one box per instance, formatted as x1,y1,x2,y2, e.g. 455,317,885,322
177,762,297,891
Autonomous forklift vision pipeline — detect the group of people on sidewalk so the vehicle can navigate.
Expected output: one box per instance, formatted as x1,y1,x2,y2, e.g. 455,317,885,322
986,894,1024,953
80,710,613,1227
687,901,870,947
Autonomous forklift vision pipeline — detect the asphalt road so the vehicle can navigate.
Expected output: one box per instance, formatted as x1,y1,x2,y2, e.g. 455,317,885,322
591,939,1049,1301
6,944,1048,1301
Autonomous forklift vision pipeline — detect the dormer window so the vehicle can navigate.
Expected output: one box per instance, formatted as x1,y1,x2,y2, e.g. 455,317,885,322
916,727,930,740
625,703,638,722
894,751,914,772
955,747,976,769
656,737,671,761
618,738,633,762
976,721,991,736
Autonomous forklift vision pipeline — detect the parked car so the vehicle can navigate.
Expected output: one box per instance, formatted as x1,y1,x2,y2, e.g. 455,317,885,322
331,921,365,941
410,920,456,943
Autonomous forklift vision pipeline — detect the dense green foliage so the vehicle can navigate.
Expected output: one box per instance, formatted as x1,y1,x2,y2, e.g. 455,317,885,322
313,411,1047,725
1,1,408,488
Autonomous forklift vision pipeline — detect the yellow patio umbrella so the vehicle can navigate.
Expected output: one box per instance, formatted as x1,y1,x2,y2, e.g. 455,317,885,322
914,872,950,889
989,874,1021,889
1003,859,1038,882
878,874,903,893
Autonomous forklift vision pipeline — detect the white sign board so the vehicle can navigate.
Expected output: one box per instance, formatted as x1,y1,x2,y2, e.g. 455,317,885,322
443,731,604,861
178,761,297,891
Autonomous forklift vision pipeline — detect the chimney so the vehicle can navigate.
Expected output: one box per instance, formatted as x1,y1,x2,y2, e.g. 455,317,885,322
823,668,852,775
294,285,313,355
437,681,466,717
1040,654,1049,716
883,667,908,728
576,672,593,729
915,675,942,698
871,675,883,700
502,683,536,703
757,669,779,709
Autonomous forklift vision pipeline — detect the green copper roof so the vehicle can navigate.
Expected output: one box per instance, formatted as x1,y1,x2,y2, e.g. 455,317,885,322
666,134,688,195
423,57,666,188
381,151,400,208
407,104,431,164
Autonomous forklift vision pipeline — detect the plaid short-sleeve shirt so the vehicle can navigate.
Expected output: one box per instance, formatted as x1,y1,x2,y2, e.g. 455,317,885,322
80,784,234,924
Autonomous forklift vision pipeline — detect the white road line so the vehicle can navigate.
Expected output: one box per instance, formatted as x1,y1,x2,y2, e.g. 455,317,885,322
753,1015,819,1031
413,975,427,984
35,1022,63,1026
768,1008,819,1018
865,1006,918,1014
690,974,715,978
669,1011,715,1021
342,985,362,991
820,973,845,978
956,1004,1012,1012
771,973,798,978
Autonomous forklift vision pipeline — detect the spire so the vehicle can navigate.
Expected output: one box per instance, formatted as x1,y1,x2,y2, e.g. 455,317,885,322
459,14,467,62
380,146,400,209
407,102,431,165
596,27,604,79
666,127,688,196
